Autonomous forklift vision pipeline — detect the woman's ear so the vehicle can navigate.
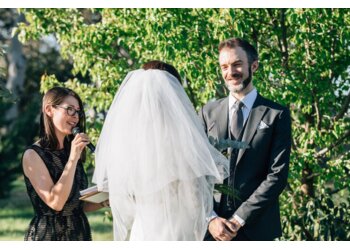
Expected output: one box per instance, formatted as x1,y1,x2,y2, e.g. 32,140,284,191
44,104,54,118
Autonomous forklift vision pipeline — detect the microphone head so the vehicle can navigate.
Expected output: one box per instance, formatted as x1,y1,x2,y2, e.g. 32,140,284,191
72,127,80,136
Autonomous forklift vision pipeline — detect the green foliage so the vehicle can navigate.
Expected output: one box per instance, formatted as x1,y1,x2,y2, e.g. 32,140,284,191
0,85,17,103
214,183,240,200
14,8,350,240
281,190,350,240
0,9,77,197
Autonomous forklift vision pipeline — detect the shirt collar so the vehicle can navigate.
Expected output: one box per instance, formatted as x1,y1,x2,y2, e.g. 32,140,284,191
229,88,257,112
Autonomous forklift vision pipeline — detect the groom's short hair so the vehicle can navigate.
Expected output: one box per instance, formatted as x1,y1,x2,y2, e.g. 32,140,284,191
219,38,258,65
142,60,182,85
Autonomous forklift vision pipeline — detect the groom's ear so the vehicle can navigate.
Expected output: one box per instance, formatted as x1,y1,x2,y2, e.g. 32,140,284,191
251,60,259,73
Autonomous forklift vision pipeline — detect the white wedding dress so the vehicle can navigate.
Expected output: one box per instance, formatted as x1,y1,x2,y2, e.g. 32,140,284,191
92,69,229,240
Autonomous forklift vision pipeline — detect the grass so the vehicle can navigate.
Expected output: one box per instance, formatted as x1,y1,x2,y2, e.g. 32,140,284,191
0,176,113,241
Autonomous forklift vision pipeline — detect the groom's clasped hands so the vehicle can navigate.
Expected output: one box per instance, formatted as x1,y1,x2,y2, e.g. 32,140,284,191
208,217,241,241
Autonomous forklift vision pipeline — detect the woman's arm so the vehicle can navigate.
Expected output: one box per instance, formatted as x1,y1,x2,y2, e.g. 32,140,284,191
23,149,78,211
23,134,89,211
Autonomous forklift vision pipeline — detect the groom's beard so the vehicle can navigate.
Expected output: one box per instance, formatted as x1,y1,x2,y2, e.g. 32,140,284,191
226,67,252,94
242,67,252,89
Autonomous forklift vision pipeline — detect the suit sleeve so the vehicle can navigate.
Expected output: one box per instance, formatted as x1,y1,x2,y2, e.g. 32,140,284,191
234,108,291,224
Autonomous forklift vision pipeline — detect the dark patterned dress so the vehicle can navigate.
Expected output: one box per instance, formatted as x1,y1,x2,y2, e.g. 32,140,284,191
23,144,92,241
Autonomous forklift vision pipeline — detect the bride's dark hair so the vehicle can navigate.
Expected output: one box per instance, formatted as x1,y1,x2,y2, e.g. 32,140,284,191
142,60,182,85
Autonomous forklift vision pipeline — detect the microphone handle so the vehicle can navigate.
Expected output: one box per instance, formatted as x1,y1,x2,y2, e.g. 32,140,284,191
87,143,95,153
72,127,95,153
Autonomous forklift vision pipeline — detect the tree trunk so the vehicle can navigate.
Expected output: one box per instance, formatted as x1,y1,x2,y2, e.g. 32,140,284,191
301,166,315,197
5,11,26,121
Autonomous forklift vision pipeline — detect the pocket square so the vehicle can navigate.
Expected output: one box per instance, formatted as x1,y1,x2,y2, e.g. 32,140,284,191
258,120,269,129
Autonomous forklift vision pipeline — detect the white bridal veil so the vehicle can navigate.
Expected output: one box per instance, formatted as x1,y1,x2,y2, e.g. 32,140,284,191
93,69,229,240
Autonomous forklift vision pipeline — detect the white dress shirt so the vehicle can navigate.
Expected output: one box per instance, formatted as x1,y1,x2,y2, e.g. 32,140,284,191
228,88,257,128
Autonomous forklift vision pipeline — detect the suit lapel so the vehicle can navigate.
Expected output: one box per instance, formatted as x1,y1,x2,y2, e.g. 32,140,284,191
212,97,229,140
236,94,267,165
212,98,228,205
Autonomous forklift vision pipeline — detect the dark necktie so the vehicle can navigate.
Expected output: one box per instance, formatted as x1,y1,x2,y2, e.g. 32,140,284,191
222,101,244,213
230,101,244,140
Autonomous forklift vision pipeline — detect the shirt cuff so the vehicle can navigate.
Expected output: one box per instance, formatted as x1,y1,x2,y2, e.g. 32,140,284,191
233,214,245,226
206,210,218,223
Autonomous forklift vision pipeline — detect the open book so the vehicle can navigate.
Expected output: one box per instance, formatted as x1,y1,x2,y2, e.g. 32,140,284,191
79,181,109,204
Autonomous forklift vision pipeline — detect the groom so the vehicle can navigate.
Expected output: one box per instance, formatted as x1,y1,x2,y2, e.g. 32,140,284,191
200,38,291,240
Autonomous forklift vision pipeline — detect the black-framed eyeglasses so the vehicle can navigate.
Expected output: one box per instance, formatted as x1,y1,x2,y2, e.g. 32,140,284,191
54,105,84,118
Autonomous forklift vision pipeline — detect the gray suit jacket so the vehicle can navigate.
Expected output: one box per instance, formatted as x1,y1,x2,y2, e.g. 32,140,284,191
199,94,291,240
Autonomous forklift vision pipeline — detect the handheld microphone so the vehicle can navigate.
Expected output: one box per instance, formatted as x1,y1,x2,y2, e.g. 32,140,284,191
72,127,95,153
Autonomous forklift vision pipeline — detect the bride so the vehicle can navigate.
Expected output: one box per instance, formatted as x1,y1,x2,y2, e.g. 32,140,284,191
92,68,229,240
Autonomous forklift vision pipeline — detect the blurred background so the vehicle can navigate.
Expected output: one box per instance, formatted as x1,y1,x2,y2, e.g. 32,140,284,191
0,8,349,240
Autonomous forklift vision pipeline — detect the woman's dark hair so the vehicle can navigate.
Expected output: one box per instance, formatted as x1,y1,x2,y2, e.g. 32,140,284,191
39,87,86,160
218,38,258,65
142,60,182,85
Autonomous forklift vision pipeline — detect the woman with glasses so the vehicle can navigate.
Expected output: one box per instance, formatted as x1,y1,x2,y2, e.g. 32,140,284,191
22,87,103,241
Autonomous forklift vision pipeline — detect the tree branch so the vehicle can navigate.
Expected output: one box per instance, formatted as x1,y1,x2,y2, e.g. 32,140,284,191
329,9,336,81
330,148,350,162
303,151,349,181
314,130,350,158
117,46,134,66
265,9,289,70
305,173,321,181
329,185,350,195
334,91,350,121
312,89,322,130
300,223,314,241
279,9,289,69
266,9,284,63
